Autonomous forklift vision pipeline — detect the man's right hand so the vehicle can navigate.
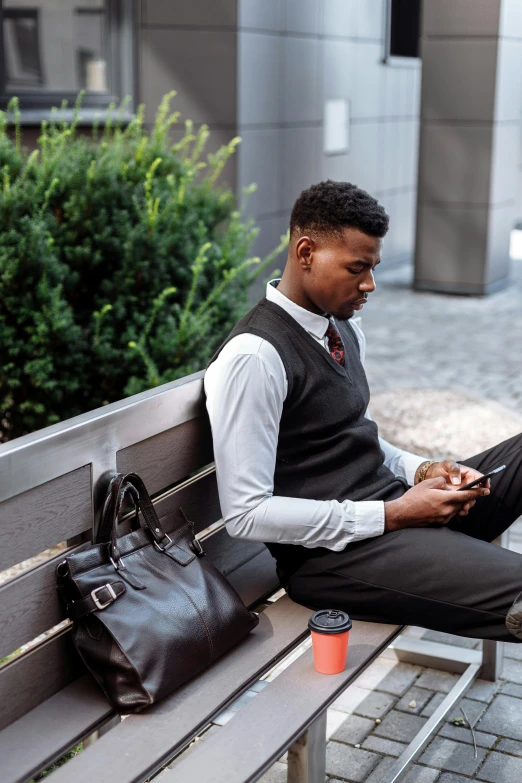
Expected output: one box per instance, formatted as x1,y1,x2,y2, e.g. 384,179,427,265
384,477,490,532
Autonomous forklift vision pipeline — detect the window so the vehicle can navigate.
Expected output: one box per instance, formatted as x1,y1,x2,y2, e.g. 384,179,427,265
0,0,136,118
385,0,421,62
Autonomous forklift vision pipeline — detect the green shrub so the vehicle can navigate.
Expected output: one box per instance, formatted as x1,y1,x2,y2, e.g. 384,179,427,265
0,94,287,441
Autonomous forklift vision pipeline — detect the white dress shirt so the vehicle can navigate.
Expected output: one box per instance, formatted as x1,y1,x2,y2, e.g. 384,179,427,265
204,279,428,551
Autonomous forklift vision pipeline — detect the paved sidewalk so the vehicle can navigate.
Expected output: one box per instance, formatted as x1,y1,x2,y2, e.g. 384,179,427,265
363,258,522,419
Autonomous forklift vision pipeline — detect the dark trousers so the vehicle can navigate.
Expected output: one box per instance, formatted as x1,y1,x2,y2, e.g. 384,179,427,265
284,433,522,642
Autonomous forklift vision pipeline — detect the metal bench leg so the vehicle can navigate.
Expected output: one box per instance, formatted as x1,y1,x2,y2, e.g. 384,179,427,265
482,532,507,682
482,639,503,682
287,711,327,783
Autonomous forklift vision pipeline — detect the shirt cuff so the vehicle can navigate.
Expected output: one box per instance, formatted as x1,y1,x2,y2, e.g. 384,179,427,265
402,452,432,486
353,501,385,541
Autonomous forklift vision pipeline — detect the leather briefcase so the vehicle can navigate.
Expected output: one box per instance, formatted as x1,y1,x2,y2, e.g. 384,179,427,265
57,472,259,713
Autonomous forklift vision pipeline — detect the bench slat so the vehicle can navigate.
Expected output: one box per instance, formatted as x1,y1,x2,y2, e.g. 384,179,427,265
227,548,279,608
202,528,265,576
0,373,205,504
153,468,221,535
166,621,403,783
0,465,92,572
0,629,82,731
48,596,314,783
0,544,86,660
1,675,113,783
117,417,213,496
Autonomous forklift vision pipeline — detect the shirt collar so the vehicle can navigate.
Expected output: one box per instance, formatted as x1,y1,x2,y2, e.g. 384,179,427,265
266,278,330,342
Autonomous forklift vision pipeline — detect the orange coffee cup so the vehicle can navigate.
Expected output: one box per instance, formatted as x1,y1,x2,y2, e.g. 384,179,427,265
308,609,352,674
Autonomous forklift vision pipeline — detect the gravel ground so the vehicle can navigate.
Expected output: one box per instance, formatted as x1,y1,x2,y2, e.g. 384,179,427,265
361,258,522,460
370,388,522,462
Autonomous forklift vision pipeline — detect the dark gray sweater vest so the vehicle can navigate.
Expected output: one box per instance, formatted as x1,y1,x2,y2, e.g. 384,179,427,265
206,296,402,575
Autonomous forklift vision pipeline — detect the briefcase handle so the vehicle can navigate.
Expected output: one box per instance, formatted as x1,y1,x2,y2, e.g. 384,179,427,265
97,473,169,561
98,475,142,542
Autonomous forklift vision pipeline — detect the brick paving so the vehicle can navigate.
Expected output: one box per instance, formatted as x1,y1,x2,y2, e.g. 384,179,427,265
363,260,522,419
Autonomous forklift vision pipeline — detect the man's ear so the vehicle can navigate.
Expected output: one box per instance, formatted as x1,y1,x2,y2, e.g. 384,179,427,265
295,236,315,270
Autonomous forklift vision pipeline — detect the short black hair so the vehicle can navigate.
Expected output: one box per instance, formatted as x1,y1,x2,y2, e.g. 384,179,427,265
290,180,389,240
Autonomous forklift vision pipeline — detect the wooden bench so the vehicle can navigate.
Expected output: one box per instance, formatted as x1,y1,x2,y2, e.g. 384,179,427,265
0,371,500,783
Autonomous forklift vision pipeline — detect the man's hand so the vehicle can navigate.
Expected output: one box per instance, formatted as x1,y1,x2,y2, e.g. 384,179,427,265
425,459,488,488
384,476,490,532
423,459,490,516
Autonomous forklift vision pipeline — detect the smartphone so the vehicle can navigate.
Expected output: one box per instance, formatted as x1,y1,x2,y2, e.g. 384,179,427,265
458,464,506,491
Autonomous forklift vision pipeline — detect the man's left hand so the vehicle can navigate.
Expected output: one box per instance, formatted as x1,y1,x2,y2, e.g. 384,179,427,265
425,460,489,516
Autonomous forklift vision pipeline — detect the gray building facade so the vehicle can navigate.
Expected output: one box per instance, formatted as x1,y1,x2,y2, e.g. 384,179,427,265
415,0,522,294
5,1,519,295
138,0,421,298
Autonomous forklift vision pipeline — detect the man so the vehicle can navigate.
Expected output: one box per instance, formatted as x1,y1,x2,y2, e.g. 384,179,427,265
204,180,522,643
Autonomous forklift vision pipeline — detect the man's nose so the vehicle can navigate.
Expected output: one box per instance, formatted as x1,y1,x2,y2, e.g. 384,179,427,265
360,272,376,293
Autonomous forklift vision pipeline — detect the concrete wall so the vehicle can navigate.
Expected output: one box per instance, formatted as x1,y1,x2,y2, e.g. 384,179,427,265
138,0,421,299
138,0,239,186
415,0,522,294
237,0,421,299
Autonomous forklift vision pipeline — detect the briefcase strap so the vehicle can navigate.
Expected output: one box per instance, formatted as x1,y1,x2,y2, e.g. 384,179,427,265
67,580,126,620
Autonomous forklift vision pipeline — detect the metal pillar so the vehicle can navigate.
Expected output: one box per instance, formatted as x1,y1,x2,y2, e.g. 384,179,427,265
287,711,327,783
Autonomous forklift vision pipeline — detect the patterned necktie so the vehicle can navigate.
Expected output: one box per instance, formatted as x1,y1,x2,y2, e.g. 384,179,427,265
325,321,345,366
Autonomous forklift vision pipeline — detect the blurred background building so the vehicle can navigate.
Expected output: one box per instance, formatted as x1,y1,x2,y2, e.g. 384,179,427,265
1,0,521,299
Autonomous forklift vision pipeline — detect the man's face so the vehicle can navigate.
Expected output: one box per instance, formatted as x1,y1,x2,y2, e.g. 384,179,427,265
298,227,381,320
